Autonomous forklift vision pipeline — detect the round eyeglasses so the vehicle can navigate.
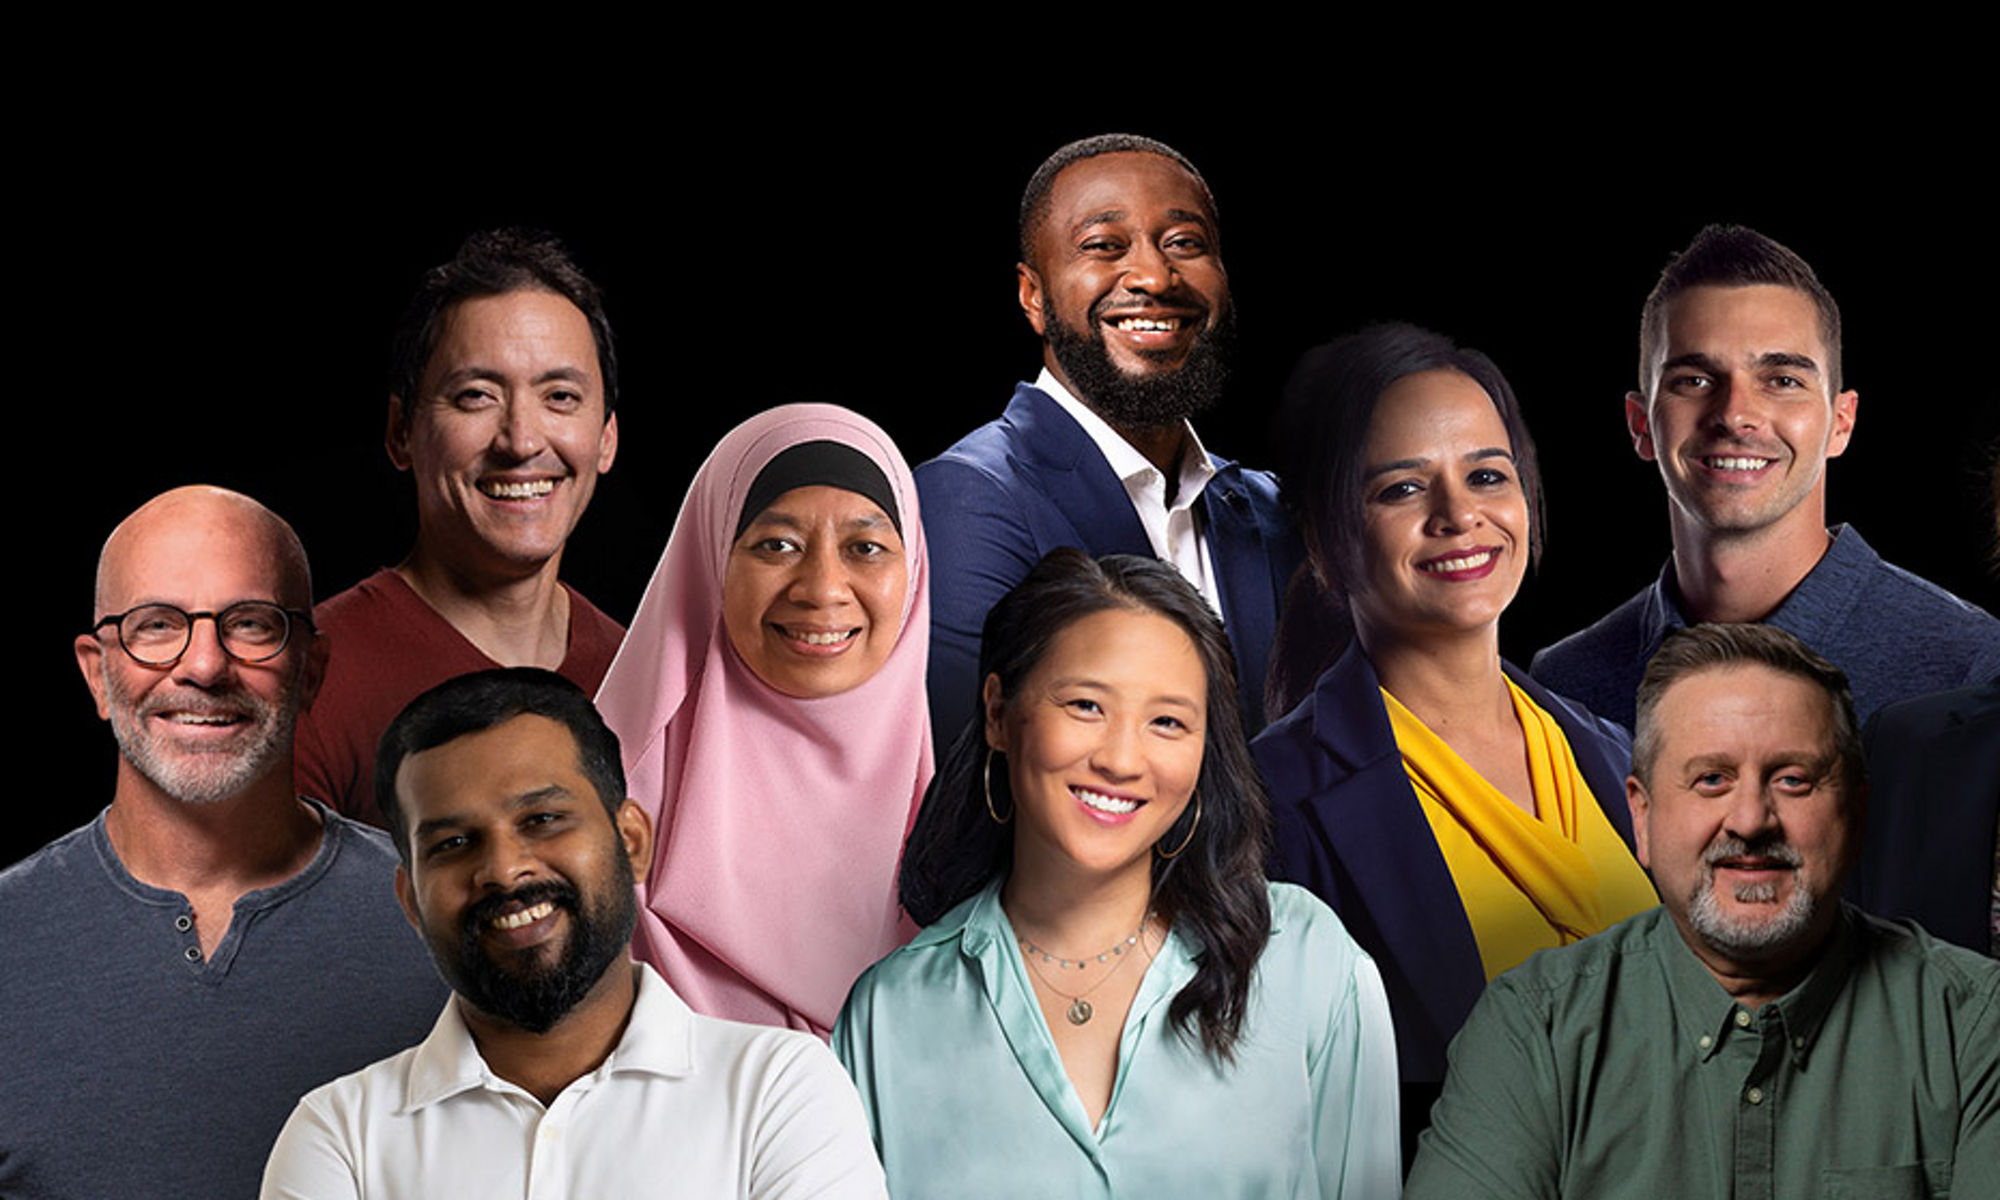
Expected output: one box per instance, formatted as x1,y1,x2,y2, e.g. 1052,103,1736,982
92,601,314,667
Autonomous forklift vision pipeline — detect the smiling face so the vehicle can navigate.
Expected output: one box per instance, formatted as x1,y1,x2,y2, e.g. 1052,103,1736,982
1627,664,1855,978
723,485,908,699
1019,151,1232,430
1628,284,1857,548
389,288,619,583
75,489,325,807
986,607,1205,886
392,713,650,1034
1347,369,1529,653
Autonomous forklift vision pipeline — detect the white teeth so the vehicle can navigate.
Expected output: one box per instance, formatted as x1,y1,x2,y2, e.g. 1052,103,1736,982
1420,550,1496,573
1074,787,1139,815
791,629,856,646
491,901,555,931
167,713,237,725
480,479,556,499
1705,456,1772,471
1113,317,1178,332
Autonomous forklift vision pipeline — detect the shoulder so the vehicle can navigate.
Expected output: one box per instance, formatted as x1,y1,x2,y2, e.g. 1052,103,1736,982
1263,882,1369,971
1850,908,2000,1009
0,818,100,901
1530,586,1654,677
1486,907,1669,1011
1512,665,1633,760
312,568,406,631
690,1007,852,1086
1841,539,2000,643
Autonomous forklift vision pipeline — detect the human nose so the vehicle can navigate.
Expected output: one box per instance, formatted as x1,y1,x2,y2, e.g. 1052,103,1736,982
1722,781,1783,843
1088,717,1145,782
472,827,542,892
1120,239,1175,296
787,542,851,607
493,398,549,461
1706,374,1765,436
170,617,235,687
1424,478,1479,536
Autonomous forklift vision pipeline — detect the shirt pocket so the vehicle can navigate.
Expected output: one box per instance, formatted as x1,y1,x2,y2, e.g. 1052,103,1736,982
1820,1160,1947,1199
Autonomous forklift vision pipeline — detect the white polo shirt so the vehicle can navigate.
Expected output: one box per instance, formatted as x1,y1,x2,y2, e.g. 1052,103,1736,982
1037,369,1225,622
260,963,887,1200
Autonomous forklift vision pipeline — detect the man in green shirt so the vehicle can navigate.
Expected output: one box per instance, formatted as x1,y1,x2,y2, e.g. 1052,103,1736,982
1408,624,1999,1199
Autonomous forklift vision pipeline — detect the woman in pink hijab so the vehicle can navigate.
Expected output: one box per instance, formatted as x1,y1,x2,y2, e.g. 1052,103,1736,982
595,404,932,1037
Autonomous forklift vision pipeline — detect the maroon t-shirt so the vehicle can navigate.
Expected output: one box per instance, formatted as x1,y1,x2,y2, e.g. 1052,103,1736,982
294,569,625,829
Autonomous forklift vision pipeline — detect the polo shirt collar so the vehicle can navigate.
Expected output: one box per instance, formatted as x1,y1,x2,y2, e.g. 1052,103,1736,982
402,961,693,1113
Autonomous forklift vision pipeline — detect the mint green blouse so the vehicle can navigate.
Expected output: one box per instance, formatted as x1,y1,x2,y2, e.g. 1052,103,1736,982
833,881,1400,1198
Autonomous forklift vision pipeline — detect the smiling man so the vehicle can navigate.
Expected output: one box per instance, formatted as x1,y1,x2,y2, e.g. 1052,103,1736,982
1408,624,1998,1199
0,486,444,1200
295,230,626,829
917,134,1300,746
262,669,885,1199
1532,224,2000,729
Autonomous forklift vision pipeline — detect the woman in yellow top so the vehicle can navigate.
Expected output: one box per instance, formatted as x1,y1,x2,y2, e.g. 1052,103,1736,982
1251,322,1657,1153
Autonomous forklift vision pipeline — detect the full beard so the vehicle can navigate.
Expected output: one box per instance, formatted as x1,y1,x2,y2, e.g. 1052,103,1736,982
441,853,639,1035
1043,303,1234,433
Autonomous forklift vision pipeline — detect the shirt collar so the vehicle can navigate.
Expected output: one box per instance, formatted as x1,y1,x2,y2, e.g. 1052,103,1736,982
1653,903,1860,1070
1035,368,1216,509
402,961,693,1113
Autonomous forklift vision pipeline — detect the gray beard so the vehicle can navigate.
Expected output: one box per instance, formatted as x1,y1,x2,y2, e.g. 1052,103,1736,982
1686,849,1817,959
106,671,298,806
1043,305,1233,433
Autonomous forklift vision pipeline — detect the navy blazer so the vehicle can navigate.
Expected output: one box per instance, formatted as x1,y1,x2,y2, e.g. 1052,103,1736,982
1848,678,2000,956
916,383,1303,748
1252,642,1640,1083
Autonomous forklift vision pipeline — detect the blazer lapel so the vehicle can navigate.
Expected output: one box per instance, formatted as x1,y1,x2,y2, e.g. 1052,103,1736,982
1004,385,1152,557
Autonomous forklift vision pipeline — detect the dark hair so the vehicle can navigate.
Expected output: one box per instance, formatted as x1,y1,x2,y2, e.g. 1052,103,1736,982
1631,623,1864,799
900,549,1271,1062
1637,223,1843,396
388,228,620,417
374,667,627,864
1018,133,1217,266
1264,322,1545,720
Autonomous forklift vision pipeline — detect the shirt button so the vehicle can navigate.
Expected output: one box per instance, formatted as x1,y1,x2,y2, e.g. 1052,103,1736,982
1792,1037,1805,1050
183,946,201,963
175,915,193,932
1698,1035,1713,1050
1745,1086,1764,1105
1734,1010,1753,1028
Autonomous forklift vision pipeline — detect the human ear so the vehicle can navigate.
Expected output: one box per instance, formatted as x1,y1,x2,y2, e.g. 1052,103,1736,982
394,864,422,935
1625,775,1652,870
615,799,654,887
385,396,413,471
981,674,1009,752
74,633,110,721
1625,392,1656,462
1016,263,1048,337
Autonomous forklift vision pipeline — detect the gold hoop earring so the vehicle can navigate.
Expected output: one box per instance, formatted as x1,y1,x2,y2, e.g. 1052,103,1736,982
983,748,1012,824
1154,794,1201,860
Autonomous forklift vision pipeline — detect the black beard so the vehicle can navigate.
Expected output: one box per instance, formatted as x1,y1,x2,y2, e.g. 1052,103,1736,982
438,855,638,1035
1043,303,1234,432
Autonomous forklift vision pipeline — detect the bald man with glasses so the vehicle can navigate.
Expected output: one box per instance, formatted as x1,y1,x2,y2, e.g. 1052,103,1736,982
0,486,444,1200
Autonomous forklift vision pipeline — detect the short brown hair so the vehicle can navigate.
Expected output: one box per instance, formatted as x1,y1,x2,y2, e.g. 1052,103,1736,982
1637,224,1843,395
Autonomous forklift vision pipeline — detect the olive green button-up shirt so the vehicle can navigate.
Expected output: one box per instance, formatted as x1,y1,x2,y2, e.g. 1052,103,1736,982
1407,905,1999,1200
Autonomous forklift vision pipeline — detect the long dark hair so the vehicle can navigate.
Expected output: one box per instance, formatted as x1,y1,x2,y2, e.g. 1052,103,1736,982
901,548,1272,1062
1264,321,1546,720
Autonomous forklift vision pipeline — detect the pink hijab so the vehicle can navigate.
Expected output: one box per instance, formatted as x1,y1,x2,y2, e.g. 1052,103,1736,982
595,404,933,1037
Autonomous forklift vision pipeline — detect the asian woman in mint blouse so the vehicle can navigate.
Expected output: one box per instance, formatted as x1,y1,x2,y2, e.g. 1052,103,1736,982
835,549,1399,1199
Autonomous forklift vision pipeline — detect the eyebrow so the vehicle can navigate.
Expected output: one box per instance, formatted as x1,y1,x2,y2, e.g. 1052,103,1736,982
1070,207,1215,235
745,509,894,533
411,784,576,840
1362,447,1513,482
433,365,594,391
1660,351,1822,376
1045,676,1201,712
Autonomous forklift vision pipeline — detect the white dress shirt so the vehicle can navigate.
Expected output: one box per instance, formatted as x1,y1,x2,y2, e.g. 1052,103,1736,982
261,963,887,1200
1037,369,1226,623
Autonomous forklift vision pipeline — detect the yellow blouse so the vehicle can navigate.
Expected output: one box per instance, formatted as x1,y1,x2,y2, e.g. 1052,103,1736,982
1385,679,1657,981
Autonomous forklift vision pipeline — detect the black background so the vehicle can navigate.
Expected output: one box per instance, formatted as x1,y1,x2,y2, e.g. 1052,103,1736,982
16,98,1995,867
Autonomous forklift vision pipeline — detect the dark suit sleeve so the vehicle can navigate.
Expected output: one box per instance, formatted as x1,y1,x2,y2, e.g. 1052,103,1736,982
916,456,1043,750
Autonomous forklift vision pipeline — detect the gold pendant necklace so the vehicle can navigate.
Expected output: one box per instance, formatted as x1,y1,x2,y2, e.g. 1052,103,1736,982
1017,912,1151,1025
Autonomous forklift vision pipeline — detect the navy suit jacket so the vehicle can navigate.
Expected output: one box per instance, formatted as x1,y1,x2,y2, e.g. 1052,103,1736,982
916,383,1302,749
1252,642,1640,1083
1848,677,2000,956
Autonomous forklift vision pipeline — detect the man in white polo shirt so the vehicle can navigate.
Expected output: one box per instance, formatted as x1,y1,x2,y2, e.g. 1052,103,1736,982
261,669,885,1200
